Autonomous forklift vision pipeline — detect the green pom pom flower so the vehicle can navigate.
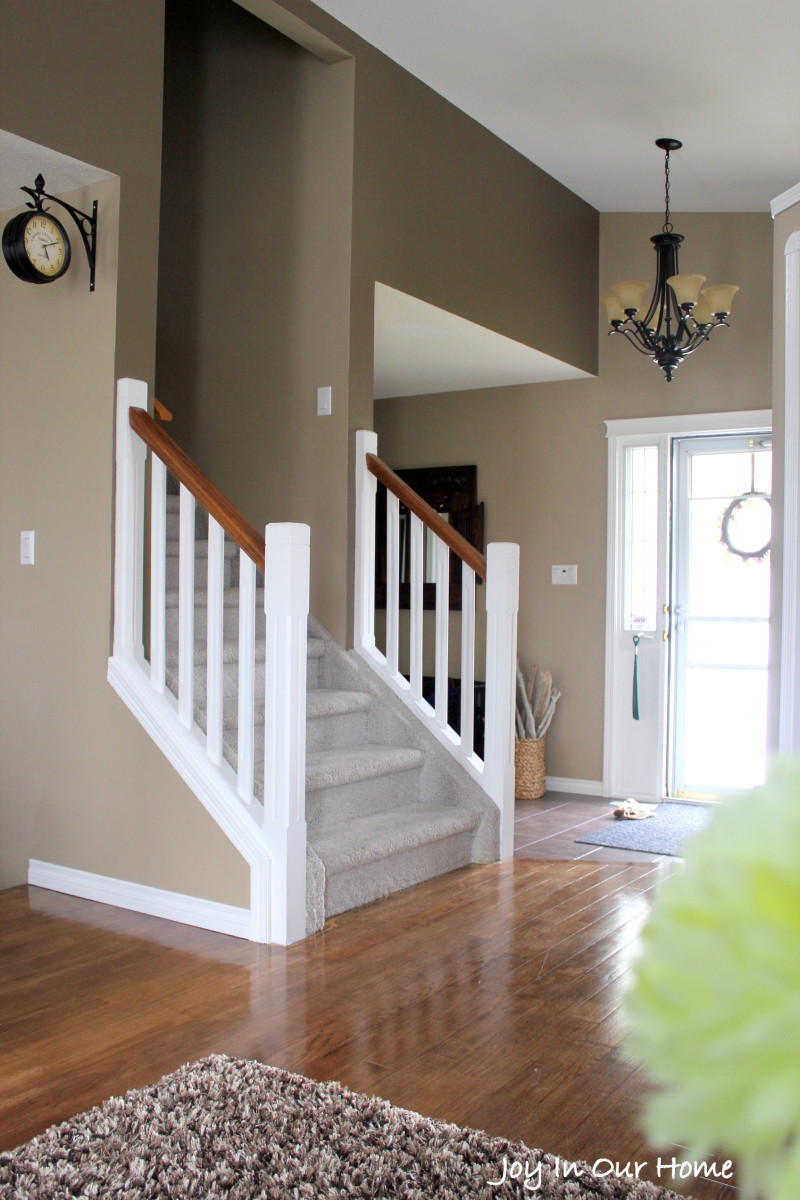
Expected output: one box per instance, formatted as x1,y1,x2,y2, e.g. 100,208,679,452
626,758,800,1200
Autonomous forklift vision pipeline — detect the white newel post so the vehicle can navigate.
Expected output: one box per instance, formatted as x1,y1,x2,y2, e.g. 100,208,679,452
483,542,520,859
354,430,378,652
262,522,310,946
113,378,147,661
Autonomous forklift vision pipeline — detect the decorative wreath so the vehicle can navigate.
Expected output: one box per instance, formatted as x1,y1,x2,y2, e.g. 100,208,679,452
720,491,771,561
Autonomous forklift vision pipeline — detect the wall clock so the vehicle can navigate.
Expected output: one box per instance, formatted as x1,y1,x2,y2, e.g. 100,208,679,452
2,208,72,284
1,174,98,291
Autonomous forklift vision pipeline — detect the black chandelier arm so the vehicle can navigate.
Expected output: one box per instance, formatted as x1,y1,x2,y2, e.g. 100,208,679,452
20,174,98,292
609,325,663,357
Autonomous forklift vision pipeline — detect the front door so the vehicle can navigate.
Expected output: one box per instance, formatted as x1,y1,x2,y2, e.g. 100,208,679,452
668,435,772,798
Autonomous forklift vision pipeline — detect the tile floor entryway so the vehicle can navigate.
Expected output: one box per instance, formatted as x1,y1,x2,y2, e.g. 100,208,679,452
514,793,672,863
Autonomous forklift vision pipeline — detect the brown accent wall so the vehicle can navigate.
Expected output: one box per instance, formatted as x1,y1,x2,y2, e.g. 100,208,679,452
376,211,773,784
0,2,248,903
156,0,355,640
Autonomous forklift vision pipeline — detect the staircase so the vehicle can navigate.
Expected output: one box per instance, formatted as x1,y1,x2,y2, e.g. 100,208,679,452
161,492,497,933
109,378,517,945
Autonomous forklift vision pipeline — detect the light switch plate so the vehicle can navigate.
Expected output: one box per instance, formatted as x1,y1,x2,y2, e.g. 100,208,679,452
20,530,35,565
552,564,577,585
316,386,332,416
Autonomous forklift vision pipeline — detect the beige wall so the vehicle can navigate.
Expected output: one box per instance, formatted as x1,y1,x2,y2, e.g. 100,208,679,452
159,0,598,644
376,211,773,783
0,1,248,903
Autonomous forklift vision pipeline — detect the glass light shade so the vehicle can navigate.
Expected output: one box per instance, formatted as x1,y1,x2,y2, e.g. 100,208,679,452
612,279,650,313
667,273,706,307
601,292,626,323
701,284,739,315
691,298,714,326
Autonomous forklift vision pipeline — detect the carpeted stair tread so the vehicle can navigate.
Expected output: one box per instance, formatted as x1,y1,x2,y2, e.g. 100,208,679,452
306,689,371,719
305,744,422,792
312,803,479,874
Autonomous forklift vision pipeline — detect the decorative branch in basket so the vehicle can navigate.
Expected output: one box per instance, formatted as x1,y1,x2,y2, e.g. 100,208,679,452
515,661,561,741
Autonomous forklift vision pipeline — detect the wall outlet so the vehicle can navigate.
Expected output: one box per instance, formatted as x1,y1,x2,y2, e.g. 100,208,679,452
20,530,35,565
552,564,577,585
316,386,332,416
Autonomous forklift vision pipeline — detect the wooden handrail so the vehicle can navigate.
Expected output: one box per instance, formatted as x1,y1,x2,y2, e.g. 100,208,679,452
129,407,265,571
153,397,173,422
366,452,487,579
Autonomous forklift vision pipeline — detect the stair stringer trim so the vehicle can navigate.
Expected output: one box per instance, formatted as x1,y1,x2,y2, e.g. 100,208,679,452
108,652,272,942
308,617,500,864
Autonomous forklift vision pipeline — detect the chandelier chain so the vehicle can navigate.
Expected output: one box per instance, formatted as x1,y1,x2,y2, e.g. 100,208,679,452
663,147,673,233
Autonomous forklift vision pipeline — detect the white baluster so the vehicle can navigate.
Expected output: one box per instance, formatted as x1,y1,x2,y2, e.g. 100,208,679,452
149,456,167,693
434,537,450,728
113,379,147,661
483,542,520,858
206,516,225,765
263,522,310,946
178,485,196,729
460,563,476,756
237,550,256,804
409,513,424,702
386,490,400,677
354,430,378,652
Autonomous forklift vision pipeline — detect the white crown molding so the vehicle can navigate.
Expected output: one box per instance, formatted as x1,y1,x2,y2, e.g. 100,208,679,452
772,182,800,219
28,860,251,940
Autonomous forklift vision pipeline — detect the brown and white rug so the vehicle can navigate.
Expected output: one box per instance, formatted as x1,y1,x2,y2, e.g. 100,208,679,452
0,1054,689,1198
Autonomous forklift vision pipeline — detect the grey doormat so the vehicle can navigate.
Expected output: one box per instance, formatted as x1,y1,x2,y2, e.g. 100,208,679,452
576,801,712,857
0,1054,690,1199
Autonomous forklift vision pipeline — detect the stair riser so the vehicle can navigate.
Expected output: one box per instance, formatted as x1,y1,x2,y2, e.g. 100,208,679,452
324,830,474,918
165,509,207,541
164,604,266,643
164,553,235,590
306,710,368,753
306,768,421,832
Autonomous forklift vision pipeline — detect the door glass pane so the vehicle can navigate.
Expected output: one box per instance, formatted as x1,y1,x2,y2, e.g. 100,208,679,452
624,445,659,632
671,438,771,797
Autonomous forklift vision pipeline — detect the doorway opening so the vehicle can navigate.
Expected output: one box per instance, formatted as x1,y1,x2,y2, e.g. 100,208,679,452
603,410,772,804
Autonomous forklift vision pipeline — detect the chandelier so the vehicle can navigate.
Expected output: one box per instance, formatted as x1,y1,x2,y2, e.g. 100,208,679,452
601,139,739,382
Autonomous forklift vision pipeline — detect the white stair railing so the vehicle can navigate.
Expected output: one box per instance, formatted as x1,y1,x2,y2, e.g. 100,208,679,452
108,378,309,944
354,430,519,856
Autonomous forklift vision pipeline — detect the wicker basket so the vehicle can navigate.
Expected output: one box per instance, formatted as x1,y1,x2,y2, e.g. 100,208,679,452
515,737,546,800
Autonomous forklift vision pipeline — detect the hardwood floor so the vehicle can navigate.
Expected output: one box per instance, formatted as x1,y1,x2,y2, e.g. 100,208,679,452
0,808,735,1197
515,792,673,864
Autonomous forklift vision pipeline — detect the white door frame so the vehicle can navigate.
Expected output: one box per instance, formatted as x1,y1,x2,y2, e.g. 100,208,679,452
778,230,800,752
603,410,772,801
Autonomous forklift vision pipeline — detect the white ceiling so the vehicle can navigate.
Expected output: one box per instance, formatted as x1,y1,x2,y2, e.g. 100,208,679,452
310,0,800,213
374,284,591,399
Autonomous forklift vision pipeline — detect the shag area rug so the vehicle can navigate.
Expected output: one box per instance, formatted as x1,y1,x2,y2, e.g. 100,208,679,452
576,801,712,857
0,1055,691,1199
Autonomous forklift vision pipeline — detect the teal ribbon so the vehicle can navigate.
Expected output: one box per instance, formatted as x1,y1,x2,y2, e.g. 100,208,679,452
632,635,640,721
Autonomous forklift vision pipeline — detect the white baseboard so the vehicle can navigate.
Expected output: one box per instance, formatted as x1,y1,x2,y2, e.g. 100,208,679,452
28,860,251,940
545,775,605,797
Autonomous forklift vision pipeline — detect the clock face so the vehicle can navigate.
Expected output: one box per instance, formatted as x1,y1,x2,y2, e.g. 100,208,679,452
23,214,68,278
2,209,72,284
